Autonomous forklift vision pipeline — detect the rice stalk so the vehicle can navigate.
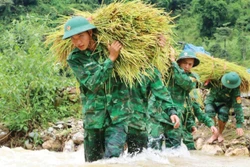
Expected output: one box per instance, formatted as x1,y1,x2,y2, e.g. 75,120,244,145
45,0,176,86
192,53,250,92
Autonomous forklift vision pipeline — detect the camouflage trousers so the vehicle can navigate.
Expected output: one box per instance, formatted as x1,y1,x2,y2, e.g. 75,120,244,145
164,128,196,150
127,127,148,154
182,129,196,150
205,103,230,122
164,126,183,148
147,122,172,150
84,123,127,162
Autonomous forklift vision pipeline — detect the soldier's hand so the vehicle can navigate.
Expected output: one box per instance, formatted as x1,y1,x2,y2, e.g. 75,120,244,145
169,46,176,62
86,16,93,22
170,115,180,129
191,126,197,135
157,34,166,48
236,128,244,136
108,41,122,62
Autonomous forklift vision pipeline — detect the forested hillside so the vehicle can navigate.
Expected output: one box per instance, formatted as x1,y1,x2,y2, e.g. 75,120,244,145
1,0,249,66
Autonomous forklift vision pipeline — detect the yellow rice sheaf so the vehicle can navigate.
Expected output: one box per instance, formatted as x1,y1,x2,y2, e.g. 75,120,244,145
45,1,177,86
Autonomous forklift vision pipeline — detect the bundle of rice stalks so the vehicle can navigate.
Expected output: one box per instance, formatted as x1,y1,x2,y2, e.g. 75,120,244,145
192,53,250,93
45,0,176,86
189,88,205,108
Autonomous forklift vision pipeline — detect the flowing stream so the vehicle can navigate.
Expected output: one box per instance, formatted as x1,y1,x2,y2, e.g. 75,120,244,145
1,145,249,167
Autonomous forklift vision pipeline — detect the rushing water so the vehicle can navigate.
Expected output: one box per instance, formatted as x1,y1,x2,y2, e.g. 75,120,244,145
1,145,249,167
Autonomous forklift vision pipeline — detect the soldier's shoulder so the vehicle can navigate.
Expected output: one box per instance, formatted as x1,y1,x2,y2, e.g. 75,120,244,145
67,48,82,60
190,72,200,79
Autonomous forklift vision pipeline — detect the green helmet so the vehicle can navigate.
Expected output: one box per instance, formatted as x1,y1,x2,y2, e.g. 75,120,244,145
62,16,96,40
176,50,200,67
221,72,241,89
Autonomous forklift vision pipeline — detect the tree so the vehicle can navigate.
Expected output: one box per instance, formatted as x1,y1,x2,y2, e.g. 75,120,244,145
237,35,247,61
0,0,13,13
214,26,232,50
13,0,37,6
191,0,228,37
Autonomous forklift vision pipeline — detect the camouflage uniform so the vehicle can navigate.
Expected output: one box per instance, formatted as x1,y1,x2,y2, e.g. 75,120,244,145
183,93,214,150
204,85,244,128
105,76,133,158
127,68,177,154
67,46,131,161
165,62,197,148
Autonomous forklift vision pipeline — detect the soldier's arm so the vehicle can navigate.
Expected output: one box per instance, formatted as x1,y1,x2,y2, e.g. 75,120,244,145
67,51,114,93
193,100,214,127
172,62,197,91
147,68,179,127
185,110,196,132
232,88,244,128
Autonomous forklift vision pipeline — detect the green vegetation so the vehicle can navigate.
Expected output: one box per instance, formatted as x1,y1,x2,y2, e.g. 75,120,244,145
0,0,250,140
0,13,81,133
173,0,250,66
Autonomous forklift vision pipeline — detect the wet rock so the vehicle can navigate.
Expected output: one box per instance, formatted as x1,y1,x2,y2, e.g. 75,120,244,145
72,132,83,145
54,121,65,129
196,138,204,150
25,140,33,150
47,127,54,133
54,124,64,129
42,140,53,149
241,98,250,107
0,131,9,144
243,107,250,119
201,144,224,155
0,124,10,144
28,131,39,139
244,118,250,126
42,139,62,151
63,139,75,152
225,147,249,156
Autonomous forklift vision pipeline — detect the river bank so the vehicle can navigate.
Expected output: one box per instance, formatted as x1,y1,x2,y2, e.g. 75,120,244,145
1,97,250,157
1,115,250,157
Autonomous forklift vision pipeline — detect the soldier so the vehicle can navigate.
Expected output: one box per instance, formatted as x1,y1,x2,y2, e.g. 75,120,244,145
205,72,244,143
183,89,218,149
162,50,200,149
127,67,180,154
147,50,210,150
126,35,180,154
62,16,128,162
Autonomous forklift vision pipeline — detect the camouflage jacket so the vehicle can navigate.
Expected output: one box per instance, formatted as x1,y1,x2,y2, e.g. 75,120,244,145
192,101,214,127
167,62,198,107
67,46,136,129
166,62,198,125
67,46,113,129
204,85,244,128
107,76,133,126
129,68,177,131
184,96,214,132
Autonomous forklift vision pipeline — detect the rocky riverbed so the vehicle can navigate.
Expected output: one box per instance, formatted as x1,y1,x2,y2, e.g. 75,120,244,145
1,98,250,157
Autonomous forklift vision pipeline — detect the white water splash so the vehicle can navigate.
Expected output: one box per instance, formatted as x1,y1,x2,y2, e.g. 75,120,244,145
0,145,249,167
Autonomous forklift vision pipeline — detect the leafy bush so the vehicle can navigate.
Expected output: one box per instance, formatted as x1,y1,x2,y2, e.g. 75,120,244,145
0,14,81,133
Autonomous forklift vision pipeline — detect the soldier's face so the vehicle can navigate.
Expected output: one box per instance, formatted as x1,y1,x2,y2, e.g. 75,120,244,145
178,58,194,72
71,31,91,51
